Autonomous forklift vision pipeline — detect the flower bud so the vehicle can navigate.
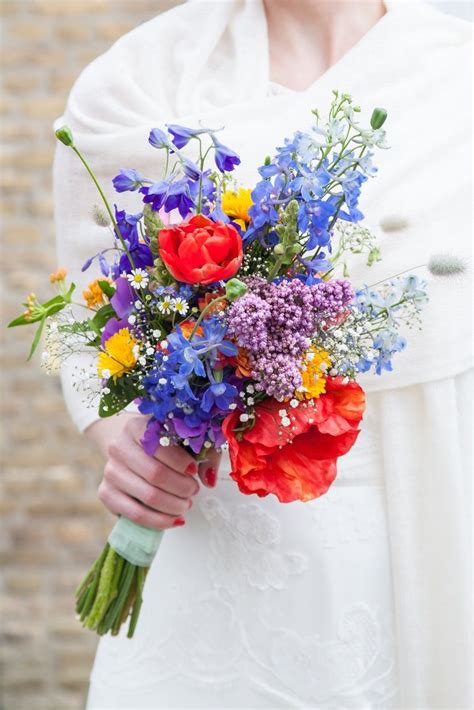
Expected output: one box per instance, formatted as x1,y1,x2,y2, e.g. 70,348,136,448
55,125,74,147
273,243,285,256
428,253,466,277
92,205,110,227
225,278,247,301
370,108,387,130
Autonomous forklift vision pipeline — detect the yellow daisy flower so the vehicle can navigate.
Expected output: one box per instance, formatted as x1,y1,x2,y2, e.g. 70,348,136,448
296,346,331,400
222,188,253,230
98,328,138,381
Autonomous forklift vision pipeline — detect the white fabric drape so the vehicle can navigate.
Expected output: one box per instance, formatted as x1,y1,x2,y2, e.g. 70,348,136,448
53,1,472,707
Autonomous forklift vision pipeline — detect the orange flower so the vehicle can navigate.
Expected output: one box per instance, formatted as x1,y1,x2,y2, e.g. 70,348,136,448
222,377,365,503
197,289,227,314
83,279,110,309
178,320,203,340
235,348,253,377
49,267,67,283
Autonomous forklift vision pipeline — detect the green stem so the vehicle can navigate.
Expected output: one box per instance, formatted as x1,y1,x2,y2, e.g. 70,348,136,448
71,146,136,269
189,295,227,339
75,543,110,598
127,567,146,638
367,265,426,289
100,562,137,634
84,546,117,630
267,256,285,282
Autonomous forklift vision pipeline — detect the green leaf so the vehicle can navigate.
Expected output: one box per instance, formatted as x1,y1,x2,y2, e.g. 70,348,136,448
41,294,66,309
98,280,116,299
27,317,46,361
99,379,138,417
64,282,76,302
8,313,40,327
92,303,116,330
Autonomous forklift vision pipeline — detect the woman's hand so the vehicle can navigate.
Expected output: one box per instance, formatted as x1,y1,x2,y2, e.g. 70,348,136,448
86,413,221,530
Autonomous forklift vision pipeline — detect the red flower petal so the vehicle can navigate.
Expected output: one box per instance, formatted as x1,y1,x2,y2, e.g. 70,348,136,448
158,216,243,285
223,379,365,503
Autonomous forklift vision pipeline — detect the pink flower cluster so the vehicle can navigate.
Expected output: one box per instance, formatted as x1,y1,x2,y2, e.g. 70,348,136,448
227,277,353,399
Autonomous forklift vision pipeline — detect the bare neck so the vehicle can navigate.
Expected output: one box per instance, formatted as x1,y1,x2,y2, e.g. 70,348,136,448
263,0,386,91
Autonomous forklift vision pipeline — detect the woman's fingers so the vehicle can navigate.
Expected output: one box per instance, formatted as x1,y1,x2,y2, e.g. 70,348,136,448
198,448,222,488
104,462,193,517
107,437,199,499
98,481,185,531
127,417,197,475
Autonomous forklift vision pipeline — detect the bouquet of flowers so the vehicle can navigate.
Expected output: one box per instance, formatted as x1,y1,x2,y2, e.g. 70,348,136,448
10,91,430,638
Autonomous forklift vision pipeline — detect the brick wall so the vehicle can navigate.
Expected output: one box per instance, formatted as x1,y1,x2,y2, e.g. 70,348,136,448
1,2,180,708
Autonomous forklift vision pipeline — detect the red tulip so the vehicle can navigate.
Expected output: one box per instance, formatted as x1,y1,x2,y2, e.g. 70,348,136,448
222,377,366,503
158,214,243,285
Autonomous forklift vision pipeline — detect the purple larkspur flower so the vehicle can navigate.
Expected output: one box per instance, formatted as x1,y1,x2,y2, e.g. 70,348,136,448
166,124,213,149
211,135,241,173
110,277,134,318
113,168,149,193
148,128,169,149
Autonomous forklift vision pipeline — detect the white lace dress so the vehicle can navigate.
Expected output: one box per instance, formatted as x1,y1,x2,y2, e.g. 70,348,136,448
53,1,472,707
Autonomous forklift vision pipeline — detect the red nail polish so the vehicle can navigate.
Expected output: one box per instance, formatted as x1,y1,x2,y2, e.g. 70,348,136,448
185,463,198,475
204,467,217,487
173,517,186,526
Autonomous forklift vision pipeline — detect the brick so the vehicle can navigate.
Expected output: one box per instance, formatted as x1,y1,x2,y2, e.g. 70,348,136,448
32,0,111,15
95,20,134,42
2,73,41,93
52,521,99,545
5,573,42,594
49,71,79,93
56,23,91,42
0,171,35,191
21,96,65,119
1,147,52,169
74,48,103,66
0,46,65,68
8,22,51,42
0,122,37,140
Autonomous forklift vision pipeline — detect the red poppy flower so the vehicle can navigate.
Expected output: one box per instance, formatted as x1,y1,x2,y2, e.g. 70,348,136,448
158,214,243,285
222,377,365,503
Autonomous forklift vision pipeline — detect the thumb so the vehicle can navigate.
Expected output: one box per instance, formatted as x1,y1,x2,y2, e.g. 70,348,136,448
198,447,222,488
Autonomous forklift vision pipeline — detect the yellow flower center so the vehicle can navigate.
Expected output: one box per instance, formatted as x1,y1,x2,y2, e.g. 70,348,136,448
97,328,138,381
222,188,253,230
296,347,331,400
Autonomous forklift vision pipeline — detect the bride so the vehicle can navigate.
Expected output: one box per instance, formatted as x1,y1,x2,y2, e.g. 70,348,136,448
53,0,472,708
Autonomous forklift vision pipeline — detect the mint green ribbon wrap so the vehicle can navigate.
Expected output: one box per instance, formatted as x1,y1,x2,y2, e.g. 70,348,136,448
108,517,165,567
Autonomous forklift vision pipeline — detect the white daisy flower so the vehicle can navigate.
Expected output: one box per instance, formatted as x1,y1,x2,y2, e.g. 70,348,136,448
172,297,189,315
127,268,149,289
158,297,173,315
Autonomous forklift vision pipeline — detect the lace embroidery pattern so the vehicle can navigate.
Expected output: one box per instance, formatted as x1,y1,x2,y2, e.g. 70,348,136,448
200,496,309,594
91,494,398,706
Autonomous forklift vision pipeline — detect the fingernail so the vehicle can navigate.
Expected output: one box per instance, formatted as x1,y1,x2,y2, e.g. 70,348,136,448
173,517,186,526
185,463,198,475
204,467,217,487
